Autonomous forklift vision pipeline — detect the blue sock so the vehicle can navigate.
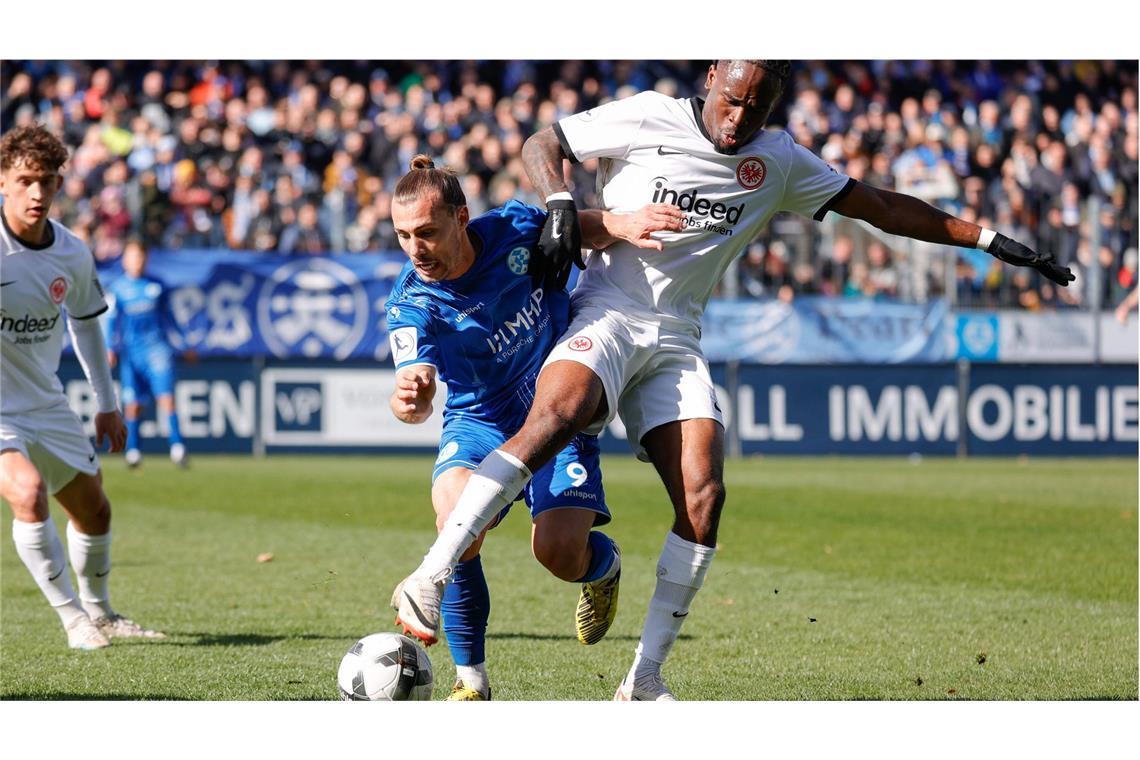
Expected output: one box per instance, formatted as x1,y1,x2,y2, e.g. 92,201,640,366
575,531,618,583
166,411,184,447
441,555,490,666
126,418,141,451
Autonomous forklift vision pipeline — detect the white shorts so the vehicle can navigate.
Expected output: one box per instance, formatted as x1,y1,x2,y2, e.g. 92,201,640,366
543,300,723,461
0,400,99,494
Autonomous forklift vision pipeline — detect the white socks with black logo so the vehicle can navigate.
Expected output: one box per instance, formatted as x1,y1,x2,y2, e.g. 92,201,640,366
629,531,716,681
11,517,87,627
419,449,532,582
66,522,115,620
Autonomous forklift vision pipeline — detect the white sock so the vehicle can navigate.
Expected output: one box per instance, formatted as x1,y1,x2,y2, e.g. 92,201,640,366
66,522,115,620
11,517,87,627
629,531,716,680
455,662,490,697
419,450,531,581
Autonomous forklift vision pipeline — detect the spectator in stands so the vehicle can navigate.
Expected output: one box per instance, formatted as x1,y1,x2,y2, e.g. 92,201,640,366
1116,248,1138,303
820,235,854,297
278,201,328,254
844,261,871,298
865,242,900,298
737,242,767,298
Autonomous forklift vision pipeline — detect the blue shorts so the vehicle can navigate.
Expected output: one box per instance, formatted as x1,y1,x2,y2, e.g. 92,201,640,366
118,345,175,406
433,415,609,527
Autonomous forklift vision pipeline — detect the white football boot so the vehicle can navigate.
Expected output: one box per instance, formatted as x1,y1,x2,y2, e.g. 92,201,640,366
613,671,677,701
65,615,111,650
391,574,445,646
93,614,167,639
125,449,142,468
170,443,188,468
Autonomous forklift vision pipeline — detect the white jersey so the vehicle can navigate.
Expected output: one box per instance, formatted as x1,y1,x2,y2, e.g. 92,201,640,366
1,217,108,415
556,90,853,326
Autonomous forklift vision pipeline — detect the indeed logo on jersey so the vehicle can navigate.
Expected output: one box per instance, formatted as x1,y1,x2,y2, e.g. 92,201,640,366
484,287,550,361
1,311,60,345
1,311,60,333
650,177,745,226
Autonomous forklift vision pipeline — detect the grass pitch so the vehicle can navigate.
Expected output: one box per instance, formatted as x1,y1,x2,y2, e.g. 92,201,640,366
1,455,1136,701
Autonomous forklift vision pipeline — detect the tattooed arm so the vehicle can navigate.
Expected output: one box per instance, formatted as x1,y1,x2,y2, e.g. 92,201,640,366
521,127,570,204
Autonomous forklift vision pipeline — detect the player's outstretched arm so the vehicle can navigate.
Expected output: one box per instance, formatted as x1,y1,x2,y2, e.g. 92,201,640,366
580,204,685,252
832,182,1075,286
390,365,437,424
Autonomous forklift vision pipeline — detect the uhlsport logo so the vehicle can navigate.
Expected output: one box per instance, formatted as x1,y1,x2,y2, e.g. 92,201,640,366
257,259,369,359
736,157,767,190
568,335,593,352
50,277,68,304
507,247,530,275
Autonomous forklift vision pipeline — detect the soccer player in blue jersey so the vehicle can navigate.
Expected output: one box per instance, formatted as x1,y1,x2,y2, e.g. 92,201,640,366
385,154,682,699
105,239,189,468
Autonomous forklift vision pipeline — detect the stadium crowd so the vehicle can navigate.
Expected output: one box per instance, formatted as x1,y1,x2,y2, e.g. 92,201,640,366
2,59,1136,310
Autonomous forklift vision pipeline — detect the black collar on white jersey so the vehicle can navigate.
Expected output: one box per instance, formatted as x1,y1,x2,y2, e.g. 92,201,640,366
1,207,55,250
690,97,716,146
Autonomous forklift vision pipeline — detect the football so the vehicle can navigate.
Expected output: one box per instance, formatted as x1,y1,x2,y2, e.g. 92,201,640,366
337,632,434,701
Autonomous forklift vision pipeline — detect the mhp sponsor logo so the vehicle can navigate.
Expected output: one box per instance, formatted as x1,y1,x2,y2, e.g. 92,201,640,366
257,259,369,359
274,382,323,432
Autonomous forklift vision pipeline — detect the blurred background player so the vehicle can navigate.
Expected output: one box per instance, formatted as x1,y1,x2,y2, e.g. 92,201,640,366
105,238,190,468
392,59,1076,701
0,124,164,648
386,154,681,699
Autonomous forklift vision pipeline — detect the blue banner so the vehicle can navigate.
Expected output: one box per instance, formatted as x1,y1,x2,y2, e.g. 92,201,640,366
100,253,952,364
596,363,1137,456
59,358,257,454
58,358,1138,457
99,250,408,360
701,297,949,364
965,364,1139,456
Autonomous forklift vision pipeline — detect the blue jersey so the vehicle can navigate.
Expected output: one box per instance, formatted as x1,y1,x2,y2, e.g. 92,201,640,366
106,273,179,404
385,200,569,429
105,274,175,355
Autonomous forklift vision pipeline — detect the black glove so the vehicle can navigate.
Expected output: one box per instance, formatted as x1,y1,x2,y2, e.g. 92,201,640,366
531,199,583,292
986,233,1075,287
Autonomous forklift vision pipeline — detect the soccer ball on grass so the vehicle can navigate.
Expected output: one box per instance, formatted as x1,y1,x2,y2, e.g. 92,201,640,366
337,632,434,701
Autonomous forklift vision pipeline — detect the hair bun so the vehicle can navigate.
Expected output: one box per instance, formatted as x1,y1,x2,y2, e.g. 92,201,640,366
410,154,435,171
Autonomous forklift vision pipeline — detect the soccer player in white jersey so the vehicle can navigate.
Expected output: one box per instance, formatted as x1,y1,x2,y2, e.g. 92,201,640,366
1,125,164,649
393,60,1075,700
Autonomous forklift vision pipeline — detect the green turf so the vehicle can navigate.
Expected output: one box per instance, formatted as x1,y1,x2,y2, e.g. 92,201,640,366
2,455,1135,700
